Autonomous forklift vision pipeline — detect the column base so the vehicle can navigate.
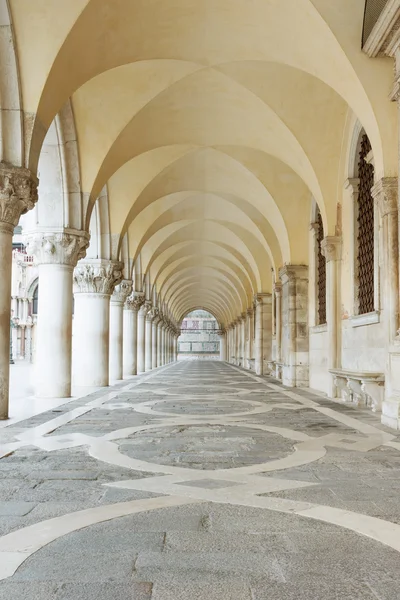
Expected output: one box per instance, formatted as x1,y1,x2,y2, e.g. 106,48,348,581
381,397,400,430
282,364,309,388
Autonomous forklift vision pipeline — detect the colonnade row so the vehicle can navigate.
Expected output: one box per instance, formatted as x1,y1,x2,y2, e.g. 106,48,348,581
0,174,179,419
222,265,309,387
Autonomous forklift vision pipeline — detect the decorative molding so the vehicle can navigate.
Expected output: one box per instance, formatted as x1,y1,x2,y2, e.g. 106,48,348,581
350,311,381,328
73,260,123,296
25,231,90,267
111,280,132,305
310,323,328,334
344,178,360,195
363,0,400,57
371,177,398,217
321,236,342,262
125,291,145,312
0,162,38,233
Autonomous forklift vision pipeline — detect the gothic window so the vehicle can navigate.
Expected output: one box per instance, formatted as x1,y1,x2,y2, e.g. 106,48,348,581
32,285,39,315
356,133,375,315
316,208,326,325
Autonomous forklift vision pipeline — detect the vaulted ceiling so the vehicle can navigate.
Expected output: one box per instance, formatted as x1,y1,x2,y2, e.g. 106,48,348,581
8,0,397,324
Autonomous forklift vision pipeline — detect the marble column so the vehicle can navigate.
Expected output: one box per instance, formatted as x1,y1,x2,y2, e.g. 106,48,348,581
157,317,163,367
279,265,309,387
151,309,160,370
254,294,272,376
274,284,282,365
123,292,144,377
73,260,123,388
321,237,342,398
138,301,151,373
145,306,156,372
109,280,132,382
0,164,38,419
161,323,166,365
25,231,90,397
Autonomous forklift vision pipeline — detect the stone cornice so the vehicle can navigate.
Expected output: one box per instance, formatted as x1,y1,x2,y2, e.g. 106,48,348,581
372,177,398,217
321,236,342,263
73,260,123,296
125,291,145,312
25,230,90,267
363,0,400,57
111,280,132,305
0,162,38,233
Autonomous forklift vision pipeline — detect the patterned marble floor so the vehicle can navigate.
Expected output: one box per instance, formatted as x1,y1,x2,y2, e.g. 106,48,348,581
1,361,400,599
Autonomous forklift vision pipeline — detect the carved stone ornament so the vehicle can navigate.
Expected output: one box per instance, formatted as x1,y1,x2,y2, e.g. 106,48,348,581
146,307,159,323
372,177,398,217
111,280,132,304
139,300,152,317
73,260,123,295
246,307,254,317
125,291,145,312
279,264,308,285
0,162,38,234
321,236,342,263
274,282,282,297
25,231,90,267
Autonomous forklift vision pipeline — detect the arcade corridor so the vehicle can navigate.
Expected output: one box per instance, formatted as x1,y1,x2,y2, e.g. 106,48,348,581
1,361,400,599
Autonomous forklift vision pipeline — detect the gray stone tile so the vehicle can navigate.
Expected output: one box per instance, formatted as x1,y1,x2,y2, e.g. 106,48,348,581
151,581,252,599
0,501,36,516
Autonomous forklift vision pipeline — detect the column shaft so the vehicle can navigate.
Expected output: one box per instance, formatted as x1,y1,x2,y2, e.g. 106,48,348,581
137,311,146,373
0,227,13,418
145,316,153,371
152,321,158,369
123,308,138,377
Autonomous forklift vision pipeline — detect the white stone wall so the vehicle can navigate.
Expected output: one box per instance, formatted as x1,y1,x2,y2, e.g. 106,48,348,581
309,328,329,394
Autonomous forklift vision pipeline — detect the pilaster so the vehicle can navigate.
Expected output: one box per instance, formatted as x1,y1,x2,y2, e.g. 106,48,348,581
279,265,309,387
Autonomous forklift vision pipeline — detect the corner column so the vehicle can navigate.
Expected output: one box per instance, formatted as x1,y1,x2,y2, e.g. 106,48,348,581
279,265,309,387
73,260,123,388
26,231,90,397
0,164,38,419
109,280,132,382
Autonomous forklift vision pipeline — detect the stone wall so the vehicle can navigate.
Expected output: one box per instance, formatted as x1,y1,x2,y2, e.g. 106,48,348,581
178,310,220,360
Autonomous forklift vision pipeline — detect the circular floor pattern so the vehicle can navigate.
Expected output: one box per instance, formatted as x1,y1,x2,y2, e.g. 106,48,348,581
158,386,252,397
117,424,294,470
149,398,253,416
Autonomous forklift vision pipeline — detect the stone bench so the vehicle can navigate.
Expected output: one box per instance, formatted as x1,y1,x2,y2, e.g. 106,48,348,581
329,369,385,413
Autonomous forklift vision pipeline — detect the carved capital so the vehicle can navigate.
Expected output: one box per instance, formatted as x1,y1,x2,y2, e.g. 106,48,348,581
73,260,123,296
111,279,132,305
371,177,398,217
25,230,90,267
246,307,254,317
321,236,342,262
139,300,152,317
0,162,38,234
146,307,159,323
274,282,282,297
344,178,360,196
125,291,145,312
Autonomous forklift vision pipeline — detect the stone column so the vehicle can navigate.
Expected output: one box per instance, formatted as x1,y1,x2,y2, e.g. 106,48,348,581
123,292,144,377
109,280,132,382
254,294,272,376
151,309,160,370
245,308,252,369
274,283,282,364
0,164,38,419
25,231,90,397
219,329,226,361
321,237,342,398
145,306,155,372
157,317,163,366
138,301,151,373
73,260,123,388
239,313,246,366
279,265,309,387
